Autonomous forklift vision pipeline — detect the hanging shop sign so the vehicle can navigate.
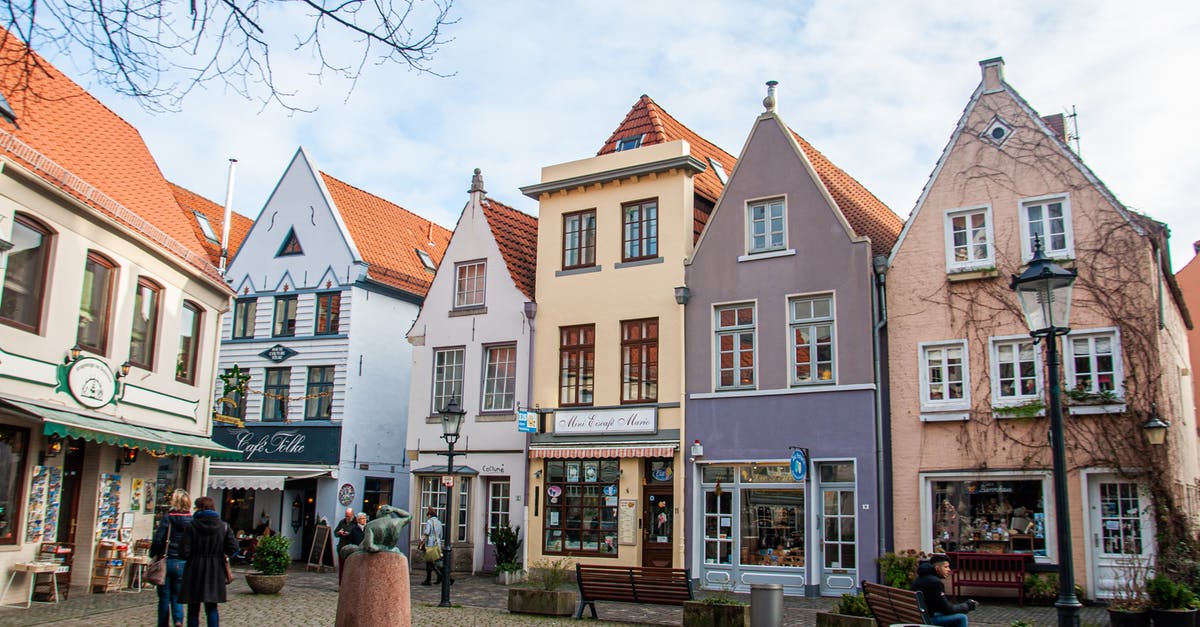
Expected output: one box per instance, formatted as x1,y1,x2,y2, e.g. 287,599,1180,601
553,407,656,436
338,483,355,506
790,448,809,482
212,424,341,464
62,357,117,409
517,410,538,433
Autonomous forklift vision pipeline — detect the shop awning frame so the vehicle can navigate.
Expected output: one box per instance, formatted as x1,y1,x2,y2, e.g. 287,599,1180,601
1,398,243,460
207,467,332,491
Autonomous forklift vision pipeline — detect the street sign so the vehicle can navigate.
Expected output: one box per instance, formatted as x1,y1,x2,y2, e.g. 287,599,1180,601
441,475,454,488
518,410,538,433
790,448,808,482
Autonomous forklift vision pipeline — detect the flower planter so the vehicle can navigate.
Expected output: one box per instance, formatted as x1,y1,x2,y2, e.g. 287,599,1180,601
507,588,577,616
1107,609,1151,627
245,573,288,594
683,601,750,627
815,611,875,627
496,570,526,585
1151,608,1198,627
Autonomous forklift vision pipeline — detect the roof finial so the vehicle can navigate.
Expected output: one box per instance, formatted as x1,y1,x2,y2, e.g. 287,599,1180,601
469,168,486,194
763,80,779,113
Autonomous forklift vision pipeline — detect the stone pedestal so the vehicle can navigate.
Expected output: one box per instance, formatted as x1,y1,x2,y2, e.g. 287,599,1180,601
335,551,411,627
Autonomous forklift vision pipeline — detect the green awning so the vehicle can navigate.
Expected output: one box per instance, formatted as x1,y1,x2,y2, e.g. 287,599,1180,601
2,399,242,460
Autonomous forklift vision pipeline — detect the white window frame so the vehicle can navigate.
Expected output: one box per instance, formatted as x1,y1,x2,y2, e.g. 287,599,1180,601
918,340,970,420
457,477,471,543
420,476,447,524
481,344,517,412
989,335,1043,411
788,293,836,386
1063,327,1125,414
745,196,787,255
454,259,486,308
943,206,994,272
488,480,511,533
1019,194,1074,261
432,347,465,414
713,302,757,391
919,470,1055,564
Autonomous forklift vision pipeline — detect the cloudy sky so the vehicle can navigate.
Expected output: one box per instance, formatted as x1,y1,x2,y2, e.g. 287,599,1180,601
48,1,1200,270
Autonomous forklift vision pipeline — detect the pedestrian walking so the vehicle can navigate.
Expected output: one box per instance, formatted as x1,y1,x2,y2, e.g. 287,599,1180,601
420,507,450,586
179,496,238,627
150,489,193,627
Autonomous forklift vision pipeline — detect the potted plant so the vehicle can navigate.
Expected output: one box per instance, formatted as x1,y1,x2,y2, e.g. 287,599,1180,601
488,524,524,585
245,534,291,594
816,592,874,627
683,590,749,627
878,550,926,588
1108,557,1151,627
1024,572,1058,606
507,559,577,616
1148,574,1198,627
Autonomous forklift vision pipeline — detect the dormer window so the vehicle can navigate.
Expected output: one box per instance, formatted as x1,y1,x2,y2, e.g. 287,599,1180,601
276,227,303,257
194,212,219,243
615,135,644,151
416,249,436,272
709,158,728,185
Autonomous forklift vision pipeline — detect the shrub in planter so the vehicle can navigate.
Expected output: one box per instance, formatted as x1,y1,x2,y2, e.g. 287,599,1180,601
816,593,874,627
495,561,525,585
246,534,291,594
1148,575,1198,627
507,559,576,617
877,550,926,588
1108,556,1151,627
488,524,522,567
1024,572,1058,606
683,593,749,627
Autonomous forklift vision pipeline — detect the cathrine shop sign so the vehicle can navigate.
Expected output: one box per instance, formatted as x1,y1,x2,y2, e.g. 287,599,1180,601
212,424,341,464
553,408,656,435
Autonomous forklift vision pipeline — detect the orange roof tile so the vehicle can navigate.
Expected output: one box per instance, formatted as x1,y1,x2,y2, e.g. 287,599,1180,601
481,197,537,300
598,95,735,207
0,29,225,284
319,172,452,296
789,131,903,257
169,182,253,267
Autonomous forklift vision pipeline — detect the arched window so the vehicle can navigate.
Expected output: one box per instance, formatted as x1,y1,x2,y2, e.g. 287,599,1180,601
176,301,203,384
0,213,54,332
128,277,162,370
77,251,117,355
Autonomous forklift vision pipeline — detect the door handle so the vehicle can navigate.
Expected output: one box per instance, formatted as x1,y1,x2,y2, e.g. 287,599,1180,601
1093,533,1099,548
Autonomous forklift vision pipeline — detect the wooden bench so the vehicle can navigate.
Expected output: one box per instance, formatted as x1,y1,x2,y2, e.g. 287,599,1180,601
575,563,693,619
862,580,933,627
948,552,1026,605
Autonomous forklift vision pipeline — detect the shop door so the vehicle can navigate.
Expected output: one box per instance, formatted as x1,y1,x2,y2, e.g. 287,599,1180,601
483,479,511,572
643,488,674,567
1087,476,1153,599
56,438,85,544
818,485,858,596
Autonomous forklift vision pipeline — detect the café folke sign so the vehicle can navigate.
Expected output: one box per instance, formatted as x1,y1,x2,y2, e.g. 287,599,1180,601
213,424,341,464
554,407,656,436
236,430,305,460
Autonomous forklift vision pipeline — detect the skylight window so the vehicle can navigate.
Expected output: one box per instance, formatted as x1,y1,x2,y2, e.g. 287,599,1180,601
416,249,436,271
709,158,728,184
615,134,644,151
194,211,219,243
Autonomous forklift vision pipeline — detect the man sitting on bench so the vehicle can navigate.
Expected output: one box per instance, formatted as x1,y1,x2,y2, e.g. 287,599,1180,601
913,554,979,627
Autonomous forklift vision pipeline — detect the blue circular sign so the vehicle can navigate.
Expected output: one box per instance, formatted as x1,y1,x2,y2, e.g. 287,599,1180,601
790,449,808,482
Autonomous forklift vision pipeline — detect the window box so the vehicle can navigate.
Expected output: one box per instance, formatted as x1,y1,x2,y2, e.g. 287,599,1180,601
992,399,1046,419
946,267,999,282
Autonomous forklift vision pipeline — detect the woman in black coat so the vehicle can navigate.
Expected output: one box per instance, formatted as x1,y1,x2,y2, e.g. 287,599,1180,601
179,496,238,627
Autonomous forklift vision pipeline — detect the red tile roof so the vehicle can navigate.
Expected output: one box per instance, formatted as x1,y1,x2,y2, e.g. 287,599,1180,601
169,183,253,267
0,29,225,284
598,95,735,207
789,131,903,257
481,197,537,300
319,172,451,296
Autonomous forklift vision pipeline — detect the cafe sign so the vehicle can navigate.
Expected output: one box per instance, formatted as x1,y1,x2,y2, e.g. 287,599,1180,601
64,357,117,409
553,407,656,436
212,423,341,464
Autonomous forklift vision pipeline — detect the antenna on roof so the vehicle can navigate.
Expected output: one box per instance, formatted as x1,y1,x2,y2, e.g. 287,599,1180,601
219,158,237,275
1065,105,1081,156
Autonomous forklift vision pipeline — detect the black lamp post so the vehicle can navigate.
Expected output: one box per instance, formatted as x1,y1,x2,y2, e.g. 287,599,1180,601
1011,237,1079,627
438,398,466,608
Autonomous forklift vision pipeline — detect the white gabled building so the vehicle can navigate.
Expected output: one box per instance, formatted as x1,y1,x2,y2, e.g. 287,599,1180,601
406,170,537,573
208,148,450,561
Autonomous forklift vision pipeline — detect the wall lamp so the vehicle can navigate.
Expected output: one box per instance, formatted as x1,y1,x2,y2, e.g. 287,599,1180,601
534,469,543,479
117,361,132,379
523,301,537,320
115,447,138,472
1142,403,1169,446
674,286,690,305
65,345,83,364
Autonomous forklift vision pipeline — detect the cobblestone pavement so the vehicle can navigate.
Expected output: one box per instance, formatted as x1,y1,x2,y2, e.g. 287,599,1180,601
0,563,1112,627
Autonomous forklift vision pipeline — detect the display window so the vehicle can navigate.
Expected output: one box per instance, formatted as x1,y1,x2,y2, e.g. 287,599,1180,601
931,478,1047,556
542,459,619,556
0,425,29,544
700,463,804,569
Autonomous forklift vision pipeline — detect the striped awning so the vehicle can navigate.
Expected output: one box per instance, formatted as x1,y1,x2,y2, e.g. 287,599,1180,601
529,445,675,459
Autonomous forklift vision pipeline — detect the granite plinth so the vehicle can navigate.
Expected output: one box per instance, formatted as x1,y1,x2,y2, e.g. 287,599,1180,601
334,551,411,627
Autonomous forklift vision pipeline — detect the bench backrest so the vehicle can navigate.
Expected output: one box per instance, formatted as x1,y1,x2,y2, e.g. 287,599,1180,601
577,564,694,605
862,580,930,627
949,552,1026,583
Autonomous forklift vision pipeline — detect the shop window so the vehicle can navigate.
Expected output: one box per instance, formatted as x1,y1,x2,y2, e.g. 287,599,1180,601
153,456,190,524
176,301,202,384
77,251,117,355
128,278,161,370
542,459,619,556
222,489,256,533
432,347,465,414
704,490,734,565
0,425,29,544
0,213,53,333
741,489,805,568
697,463,806,571
362,477,393,516
559,325,595,406
315,292,341,335
702,466,734,484
931,478,1047,556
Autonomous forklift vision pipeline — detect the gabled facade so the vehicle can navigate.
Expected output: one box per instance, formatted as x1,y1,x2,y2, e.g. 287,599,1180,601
208,148,450,560
684,85,902,596
405,169,537,573
519,96,733,569
0,31,240,597
887,58,1198,599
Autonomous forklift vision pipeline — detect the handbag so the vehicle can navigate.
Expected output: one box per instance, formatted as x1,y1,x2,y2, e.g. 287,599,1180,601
424,544,442,563
224,557,234,585
145,521,170,586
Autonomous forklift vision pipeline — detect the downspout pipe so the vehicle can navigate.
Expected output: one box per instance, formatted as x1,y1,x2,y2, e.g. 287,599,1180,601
871,254,891,573
522,300,536,574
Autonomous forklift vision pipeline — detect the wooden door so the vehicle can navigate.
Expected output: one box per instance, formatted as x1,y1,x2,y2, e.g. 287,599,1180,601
642,487,674,567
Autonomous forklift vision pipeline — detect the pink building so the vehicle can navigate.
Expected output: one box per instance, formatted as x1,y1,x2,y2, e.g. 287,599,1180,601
886,58,1197,599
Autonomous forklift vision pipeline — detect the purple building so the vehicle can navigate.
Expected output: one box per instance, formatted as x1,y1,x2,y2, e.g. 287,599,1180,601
683,84,901,596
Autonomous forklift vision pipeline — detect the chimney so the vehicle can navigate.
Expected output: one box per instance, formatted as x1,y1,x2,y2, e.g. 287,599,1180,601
1041,114,1068,144
763,81,779,113
979,57,1005,91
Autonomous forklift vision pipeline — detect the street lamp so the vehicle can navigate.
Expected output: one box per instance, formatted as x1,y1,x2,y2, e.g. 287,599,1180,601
1011,236,1080,627
438,398,466,608
1142,404,1169,446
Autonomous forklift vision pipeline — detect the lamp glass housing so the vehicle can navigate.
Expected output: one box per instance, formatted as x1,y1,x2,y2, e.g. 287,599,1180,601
440,399,466,443
1010,239,1076,333
1143,416,1169,445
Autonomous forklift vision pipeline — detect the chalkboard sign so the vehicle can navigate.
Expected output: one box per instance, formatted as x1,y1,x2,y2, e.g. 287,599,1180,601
306,524,333,572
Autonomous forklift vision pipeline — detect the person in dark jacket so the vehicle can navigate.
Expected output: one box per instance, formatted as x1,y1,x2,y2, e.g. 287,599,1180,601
347,512,368,546
179,496,238,627
150,489,193,627
912,555,978,627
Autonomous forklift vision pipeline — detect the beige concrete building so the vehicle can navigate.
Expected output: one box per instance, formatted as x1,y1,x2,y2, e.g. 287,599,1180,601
886,58,1198,599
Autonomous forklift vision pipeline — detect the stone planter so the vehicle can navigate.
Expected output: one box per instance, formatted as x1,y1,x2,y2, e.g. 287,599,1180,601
245,573,288,594
815,611,875,627
496,570,526,585
683,600,750,627
507,588,577,616
1151,608,1198,627
1107,609,1151,627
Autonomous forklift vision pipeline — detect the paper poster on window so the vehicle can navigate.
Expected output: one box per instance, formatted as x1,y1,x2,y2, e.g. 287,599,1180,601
618,499,637,545
131,479,143,511
549,511,560,527
566,462,580,483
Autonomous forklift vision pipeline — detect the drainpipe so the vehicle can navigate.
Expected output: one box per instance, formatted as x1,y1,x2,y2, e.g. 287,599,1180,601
871,254,890,572
522,300,536,573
